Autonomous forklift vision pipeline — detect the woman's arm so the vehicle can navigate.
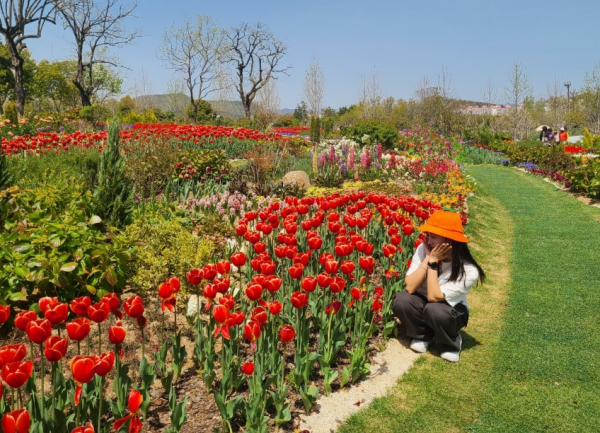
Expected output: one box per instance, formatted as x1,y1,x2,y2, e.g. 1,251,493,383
404,258,430,293
425,243,452,302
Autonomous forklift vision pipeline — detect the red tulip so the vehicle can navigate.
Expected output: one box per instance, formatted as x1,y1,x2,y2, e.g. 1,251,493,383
323,260,339,275
136,315,147,329
44,336,68,362
293,252,311,267
243,320,261,342
213,305,229,324
113,390,143,433
253,242,266,254
267,300,282,316
0,305,10,326
161,295,177,313
26,319,52,344
214,277,230,294
95,352,115,376
245,283,263,302
186,268,203,286
0,344,27,369
274,244,287,258
390,234,402,246
87,302,110,324
329,276,346,293
340,260,355,275
168,277,180,292
14,311,37,332
291,291,308,309
288,263,304,279
242,362,254,375
203,264,218,281
325,301,342,315
219,294,235,312
382,244,397,258
66,318,91,342
301,276,317,293
279,324,295,343
1,361,33,388
235,224,247,236
402,224,414,235
1,408,30,433
101,293,122,318
230,252,247,268
71,421,95,433
123,296,144,319
251,307,268,325
259,260,276,276
39,297,58,314
217,260,231,275
108,322,126,345
317,272,332,288
70,356,98,384
70,296,91,317
158,281,174,299
359,256,375,275
307,235,323,250
44,301,69,326
263,275,282,293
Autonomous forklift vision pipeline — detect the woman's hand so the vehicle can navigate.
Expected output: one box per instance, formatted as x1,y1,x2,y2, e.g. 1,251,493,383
429,243,452,262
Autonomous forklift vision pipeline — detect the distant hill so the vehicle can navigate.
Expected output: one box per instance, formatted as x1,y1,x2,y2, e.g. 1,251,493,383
135,93,295,119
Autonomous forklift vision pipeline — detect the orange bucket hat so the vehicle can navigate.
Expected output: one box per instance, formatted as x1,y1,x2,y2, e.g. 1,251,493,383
417,210,469,243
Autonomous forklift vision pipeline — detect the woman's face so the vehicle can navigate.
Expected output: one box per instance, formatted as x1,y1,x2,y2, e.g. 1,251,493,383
425,233,447,250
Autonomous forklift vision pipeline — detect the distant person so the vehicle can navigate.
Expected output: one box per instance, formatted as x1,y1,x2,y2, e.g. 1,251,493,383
540,126,548,143
546,128,554,146
559,127,568,144
392,210,485,363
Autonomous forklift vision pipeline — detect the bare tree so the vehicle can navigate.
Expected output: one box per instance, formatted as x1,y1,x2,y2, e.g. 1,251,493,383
581,62,600,133
130,67,153,111
254,78,280,128
545,76,567,129
359,69,383,119
211,65,244,119
225,22,291,119
503,61,533,139
165,75,188,117
0,0,58,115
481,77,497,105
302,58,324,116
58,0,139,107
158,15,226,115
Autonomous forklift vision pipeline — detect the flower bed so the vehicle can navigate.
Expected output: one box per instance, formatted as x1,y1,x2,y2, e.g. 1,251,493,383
0,191,446,432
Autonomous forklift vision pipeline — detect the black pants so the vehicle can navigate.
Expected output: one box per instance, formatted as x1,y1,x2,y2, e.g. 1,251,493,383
391,291,469,352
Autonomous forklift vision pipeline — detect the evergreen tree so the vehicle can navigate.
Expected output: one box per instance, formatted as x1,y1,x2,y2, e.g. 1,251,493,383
93,121,134,228
310,115,321,143
0,153,13,191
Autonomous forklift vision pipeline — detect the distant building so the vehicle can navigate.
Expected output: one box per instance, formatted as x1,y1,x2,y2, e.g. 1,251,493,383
458,105,516,116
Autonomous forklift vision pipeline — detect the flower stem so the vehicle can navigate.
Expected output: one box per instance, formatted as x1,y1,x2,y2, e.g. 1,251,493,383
39,343,45,412
98,322,102,354
141,326,145,359
97,376,104,432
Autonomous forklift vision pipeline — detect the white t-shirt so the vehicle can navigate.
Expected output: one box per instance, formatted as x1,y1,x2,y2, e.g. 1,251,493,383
406,244,480,309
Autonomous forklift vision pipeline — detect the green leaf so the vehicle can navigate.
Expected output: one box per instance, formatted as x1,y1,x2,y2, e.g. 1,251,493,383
104,268,117,286
86,285,97,295
60,262,78,272
8,291,24,301
15,266,29,278
12,244,32,253
89,215,102,225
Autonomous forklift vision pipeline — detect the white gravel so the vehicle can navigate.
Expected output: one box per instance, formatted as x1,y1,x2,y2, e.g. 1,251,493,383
298,337,420,433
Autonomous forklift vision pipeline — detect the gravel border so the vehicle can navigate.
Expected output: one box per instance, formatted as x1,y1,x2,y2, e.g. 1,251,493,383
299,337,420,432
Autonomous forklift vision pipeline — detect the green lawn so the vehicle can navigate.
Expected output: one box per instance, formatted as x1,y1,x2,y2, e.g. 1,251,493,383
339,165,600,432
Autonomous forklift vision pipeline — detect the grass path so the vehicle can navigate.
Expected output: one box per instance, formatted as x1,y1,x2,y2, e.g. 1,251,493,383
339,165,600,432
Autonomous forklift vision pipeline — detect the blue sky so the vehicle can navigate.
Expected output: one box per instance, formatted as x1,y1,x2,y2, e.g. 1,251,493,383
26,0,600,109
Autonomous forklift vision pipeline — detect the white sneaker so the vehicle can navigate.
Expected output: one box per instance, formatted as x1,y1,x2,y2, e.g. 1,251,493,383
410,338,431,353
441,334,462,362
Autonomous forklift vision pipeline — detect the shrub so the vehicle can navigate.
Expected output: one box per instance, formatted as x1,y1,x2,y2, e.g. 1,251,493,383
122,214,214,293
566,158,600,198
0,153,13,190
3,101,18,124
8,147,100,191
93,121,134,228
0,182,132,302
125,142,179,199
341,120,399,148
310,115,321,143
173,148,231,183
80,105,111,125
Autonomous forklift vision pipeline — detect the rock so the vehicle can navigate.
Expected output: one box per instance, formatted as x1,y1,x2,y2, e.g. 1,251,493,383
281,170,310,189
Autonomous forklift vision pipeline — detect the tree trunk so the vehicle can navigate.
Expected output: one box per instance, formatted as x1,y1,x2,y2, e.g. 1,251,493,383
6,44,25,117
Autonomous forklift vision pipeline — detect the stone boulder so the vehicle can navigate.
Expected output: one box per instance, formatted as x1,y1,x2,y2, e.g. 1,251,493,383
281,170,310,189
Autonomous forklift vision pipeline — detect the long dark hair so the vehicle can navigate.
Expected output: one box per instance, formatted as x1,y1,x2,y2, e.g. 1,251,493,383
447,240,485,284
